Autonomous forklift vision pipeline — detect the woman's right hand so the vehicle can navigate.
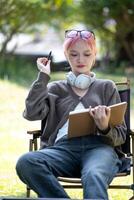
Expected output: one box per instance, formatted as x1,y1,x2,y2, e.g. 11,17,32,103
89,105,111,131
36,57,51,75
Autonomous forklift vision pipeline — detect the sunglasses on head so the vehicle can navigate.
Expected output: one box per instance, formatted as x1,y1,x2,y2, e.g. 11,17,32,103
65,29,95,39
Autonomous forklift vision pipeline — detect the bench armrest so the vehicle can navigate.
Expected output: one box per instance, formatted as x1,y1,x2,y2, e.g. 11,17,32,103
27,130,41,137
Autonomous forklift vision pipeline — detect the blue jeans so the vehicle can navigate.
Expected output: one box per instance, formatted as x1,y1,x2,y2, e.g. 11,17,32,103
16,135,121,199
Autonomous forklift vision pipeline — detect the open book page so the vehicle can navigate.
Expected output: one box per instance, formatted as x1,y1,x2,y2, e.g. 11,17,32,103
68,102,127,138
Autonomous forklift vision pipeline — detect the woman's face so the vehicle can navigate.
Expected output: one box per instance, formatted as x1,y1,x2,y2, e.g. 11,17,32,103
65,39,95,75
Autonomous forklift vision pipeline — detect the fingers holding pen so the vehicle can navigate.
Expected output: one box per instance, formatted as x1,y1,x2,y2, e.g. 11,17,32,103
37,51,52,65
36,51,52,75
38,57,48,65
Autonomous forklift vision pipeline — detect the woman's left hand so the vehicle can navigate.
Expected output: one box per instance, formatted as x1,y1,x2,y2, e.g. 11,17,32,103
89,105,111,131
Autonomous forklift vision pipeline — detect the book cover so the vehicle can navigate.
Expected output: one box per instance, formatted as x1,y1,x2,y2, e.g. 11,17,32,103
68,102,127,138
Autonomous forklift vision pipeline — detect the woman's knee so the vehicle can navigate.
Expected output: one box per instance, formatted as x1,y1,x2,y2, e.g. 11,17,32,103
16,152,35,175
82,167,107,185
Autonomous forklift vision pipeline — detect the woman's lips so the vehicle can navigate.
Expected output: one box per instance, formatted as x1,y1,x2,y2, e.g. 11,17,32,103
77,64,85,68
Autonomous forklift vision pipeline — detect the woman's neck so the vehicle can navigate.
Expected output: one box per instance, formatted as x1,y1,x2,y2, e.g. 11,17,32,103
72,86,88,97
73,71,91,76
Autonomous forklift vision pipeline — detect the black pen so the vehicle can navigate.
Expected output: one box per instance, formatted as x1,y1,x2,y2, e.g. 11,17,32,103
47,51,52,61
45,51,52,66
45,51,52,65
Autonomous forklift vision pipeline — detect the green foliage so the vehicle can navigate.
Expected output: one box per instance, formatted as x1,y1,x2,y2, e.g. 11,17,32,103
0,55,38,87
0,0,133,67
80,0,134,34
0,0,46,34
0,55,68,88
0,0,75,54
79,0,134,65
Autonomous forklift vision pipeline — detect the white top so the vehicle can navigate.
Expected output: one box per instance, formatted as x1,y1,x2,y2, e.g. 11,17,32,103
55,102,85,142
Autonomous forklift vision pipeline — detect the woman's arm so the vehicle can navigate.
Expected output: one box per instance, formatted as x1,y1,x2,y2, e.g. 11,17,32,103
90,81,127,147
23,72,58,121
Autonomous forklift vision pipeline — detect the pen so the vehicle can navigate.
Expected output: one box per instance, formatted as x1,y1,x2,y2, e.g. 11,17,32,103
45,51,52,66
47,51,52,61
45,51,52,65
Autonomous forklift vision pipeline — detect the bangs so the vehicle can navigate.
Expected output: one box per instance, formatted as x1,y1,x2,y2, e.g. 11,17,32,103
63,36,97,55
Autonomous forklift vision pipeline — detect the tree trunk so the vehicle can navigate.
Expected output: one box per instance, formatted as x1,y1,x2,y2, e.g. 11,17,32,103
116,31,134,66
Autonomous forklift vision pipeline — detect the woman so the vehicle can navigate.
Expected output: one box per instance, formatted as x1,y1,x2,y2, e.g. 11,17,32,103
16,30,127,199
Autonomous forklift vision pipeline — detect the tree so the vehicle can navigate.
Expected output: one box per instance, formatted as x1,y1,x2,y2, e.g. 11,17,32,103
0,0,74,56
79,0,134,66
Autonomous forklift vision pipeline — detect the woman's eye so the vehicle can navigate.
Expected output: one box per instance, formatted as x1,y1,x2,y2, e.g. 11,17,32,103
84,54,91,57
70,54,77,57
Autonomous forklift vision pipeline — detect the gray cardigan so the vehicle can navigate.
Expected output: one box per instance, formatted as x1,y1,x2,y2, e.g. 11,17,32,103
23,72,127,156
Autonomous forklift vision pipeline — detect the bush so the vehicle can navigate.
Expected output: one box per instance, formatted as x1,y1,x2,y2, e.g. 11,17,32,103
0,55,39,87
0,54,70,87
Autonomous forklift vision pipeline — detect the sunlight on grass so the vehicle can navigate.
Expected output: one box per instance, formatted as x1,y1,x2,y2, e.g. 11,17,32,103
0,73,134,199
0,79,39,197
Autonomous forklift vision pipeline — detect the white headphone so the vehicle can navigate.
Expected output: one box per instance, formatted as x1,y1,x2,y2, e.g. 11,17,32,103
66,71,96,89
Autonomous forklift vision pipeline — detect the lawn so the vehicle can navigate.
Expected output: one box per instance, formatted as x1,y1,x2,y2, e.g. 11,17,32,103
0,71,134,199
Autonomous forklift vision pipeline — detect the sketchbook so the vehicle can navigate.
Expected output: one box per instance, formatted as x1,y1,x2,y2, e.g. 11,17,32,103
68,102,127,138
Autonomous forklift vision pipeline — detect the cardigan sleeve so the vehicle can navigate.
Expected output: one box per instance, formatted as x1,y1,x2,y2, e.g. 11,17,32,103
99,80,127,147
23,72,58,121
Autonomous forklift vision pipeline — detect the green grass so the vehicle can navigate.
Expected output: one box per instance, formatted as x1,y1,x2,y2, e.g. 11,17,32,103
0,71,134,199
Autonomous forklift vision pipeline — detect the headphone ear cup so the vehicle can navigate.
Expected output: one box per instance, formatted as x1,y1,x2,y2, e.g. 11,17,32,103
66,71,76,85
67,71,96,89
75,74,91,89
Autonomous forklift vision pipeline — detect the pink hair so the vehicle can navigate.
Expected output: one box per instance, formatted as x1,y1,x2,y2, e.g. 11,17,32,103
63,35,97,55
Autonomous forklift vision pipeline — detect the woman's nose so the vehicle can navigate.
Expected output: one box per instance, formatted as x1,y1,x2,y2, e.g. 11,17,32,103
78,55,84,63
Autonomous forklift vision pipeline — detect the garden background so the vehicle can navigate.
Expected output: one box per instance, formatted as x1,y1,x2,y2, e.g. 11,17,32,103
0,1,134,199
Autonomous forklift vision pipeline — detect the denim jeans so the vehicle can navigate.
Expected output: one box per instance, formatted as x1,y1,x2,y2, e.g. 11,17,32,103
16,135,121,199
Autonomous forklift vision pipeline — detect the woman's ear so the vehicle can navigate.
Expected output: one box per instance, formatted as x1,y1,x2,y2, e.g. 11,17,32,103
92,59,95,67
91,55,96,68
64,51,68,60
